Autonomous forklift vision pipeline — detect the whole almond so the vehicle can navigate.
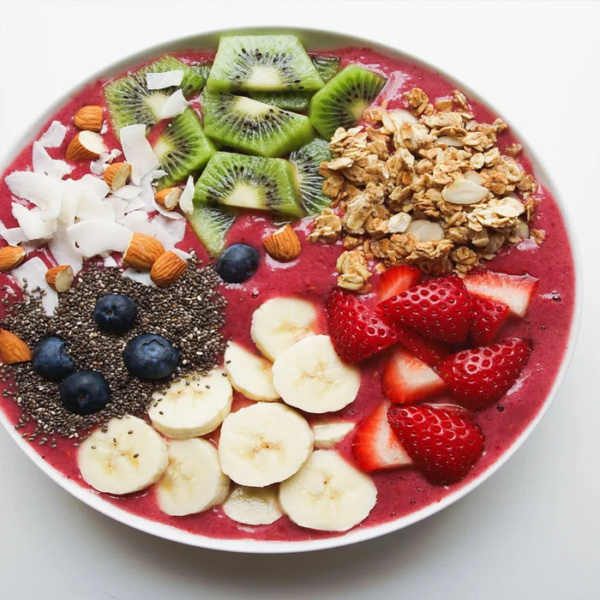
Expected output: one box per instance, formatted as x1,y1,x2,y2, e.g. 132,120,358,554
263,224,301,262
103,162,132,191
45,265,74,292
74,105,103,132
0,246,26,272
0,330,32,364
155,187,182,210
150,251,187,287
66,131,107,161
123,233,165,271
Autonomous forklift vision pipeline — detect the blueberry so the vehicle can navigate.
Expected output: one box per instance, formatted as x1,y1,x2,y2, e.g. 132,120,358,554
32,336,76,382
94,294,137,335
60,371,111,415
217,244,260,283
123,334,179,380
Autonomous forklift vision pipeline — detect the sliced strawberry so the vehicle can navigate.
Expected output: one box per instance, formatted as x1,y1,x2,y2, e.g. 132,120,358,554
378,275,472,343
388,404,484,485
464,270,538,318
394,323,451,367
353,400,413,472
377,265,422,302
325,288,397,363
382,346,447,404
422,400,473,419
438,338,531,411
469,296,510,346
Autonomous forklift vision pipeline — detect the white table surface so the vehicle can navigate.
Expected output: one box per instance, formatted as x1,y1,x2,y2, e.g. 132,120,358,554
0,1,599,599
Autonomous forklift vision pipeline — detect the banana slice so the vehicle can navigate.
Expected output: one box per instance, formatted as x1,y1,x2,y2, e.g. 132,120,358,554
279,450,377,532
251,297,318,361
156,438,230,516
148,370,233,439
222,484,283,526
78,415,168,495
218,403,313,487
312,421,356,448
272,335,361,414
224,342,280,401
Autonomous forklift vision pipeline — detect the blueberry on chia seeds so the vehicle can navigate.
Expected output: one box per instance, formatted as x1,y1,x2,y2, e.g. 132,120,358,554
60,371,111,415
94,294,137,335
217,244,260,284
123,334,179,380
32,336,75,382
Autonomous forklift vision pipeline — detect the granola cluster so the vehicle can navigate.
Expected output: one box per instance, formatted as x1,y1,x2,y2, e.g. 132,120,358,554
308,88,544,292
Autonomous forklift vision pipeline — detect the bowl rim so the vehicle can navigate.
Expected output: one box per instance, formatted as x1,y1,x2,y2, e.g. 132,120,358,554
0,25,583,554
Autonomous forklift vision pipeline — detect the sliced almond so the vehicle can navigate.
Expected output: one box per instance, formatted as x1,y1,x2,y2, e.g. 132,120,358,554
0,246,26,272
263,224,301,262
74,105,103,132
388,212,412,234
45,265,74,292
463,170,483,185
123,233,165,271
154,187,183,211
442,178,489,205
103,162,132,191
407,220,445,242
150,251,187,287
0,330,31,364
66,131,108,161
436,135,463,147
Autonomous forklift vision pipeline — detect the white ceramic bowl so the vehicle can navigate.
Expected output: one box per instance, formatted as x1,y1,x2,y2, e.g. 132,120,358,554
0,27,582,554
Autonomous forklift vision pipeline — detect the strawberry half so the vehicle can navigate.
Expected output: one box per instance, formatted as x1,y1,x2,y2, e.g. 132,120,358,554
382,346,447,404
377,265,422,302
464,270,538,318
388,404,484,485
325,288,397,363
353,400,413,472
378,275,472,343
438,338,531,411
395,323,451,367
469,296,510,346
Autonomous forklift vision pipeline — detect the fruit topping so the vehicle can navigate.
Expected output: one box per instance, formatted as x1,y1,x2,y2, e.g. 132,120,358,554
206,35,324,93
289,138,332,215
263,224,301,262
393,324,451,368
32,336,75,381
216,243,260,283
73,105,103,132
377,264,422,302
45,265,74,292
93,294,137,335
102,162,132,191
66,131,107,161
123,333,179,380
150,250,188,287
325,288,398,363
0,330,32,364
248,91,310,112
388,404,484,485
309,65,386,139
310,55,341,82
222,485,283,526
187,206,236,258
379,275,472,344
382,346,447,404
312,421,355,448
437,339,531,411
0,245,26,272
353,400,413,473
60,370,111,415
469,296,510,346
123,233,165,271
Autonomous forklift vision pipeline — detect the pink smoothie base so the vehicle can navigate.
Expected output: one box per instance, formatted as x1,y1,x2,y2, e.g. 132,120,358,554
0,30,579,551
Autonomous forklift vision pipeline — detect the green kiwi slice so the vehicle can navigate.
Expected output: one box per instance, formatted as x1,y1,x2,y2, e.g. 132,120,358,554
104,55,204,136
206,35,324,93
311,56,341,82
191,61,213,88
193,152,304,218
248,91,310,112
187,205,236,257
202,91,315,158
152,108,216,189
289,138,332,215
309,65,386,139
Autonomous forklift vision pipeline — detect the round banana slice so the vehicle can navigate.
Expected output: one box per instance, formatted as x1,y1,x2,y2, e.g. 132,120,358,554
148,369,233,439
156,438,230,516
312,421,356,448
218,403,313,487
78,415,168,495
222,484,283,526
272,335,361,414
251,297,318,361
224,341,280,402
279,450,378,532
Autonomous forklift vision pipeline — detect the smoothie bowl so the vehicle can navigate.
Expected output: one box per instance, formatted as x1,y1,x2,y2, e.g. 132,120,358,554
0,28,580,553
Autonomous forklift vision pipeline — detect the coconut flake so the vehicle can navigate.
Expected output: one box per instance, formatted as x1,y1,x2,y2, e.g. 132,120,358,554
120,124,159,185
159,89,188,119
12,204,57,240
38,121,67,148
122,269,156,287
5,171,63,220
146,70,184,90
0,227,27,246
90,149,122,176
11,257,58,315
152,215,186,250
48,226,84,274
67,221,133,258
111,185,143,200
119,211,154,236
178,176,195,215
32,142,73,180
80,174,110,200
105,197,128,221
104,256,118,268
123,196,147,214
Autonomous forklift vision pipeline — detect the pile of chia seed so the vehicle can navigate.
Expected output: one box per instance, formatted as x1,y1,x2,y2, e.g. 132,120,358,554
0,257,226,444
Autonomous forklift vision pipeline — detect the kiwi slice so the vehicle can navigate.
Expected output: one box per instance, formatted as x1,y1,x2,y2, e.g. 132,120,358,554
193,152,304,218
309,65,386,140
311,56,341,82
104,55,204,135
289,138,332,215
202,91,315,157
191,61,212,88
187,205,236,257
206,35,324,93
152,108,216,189
248,91,310,112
